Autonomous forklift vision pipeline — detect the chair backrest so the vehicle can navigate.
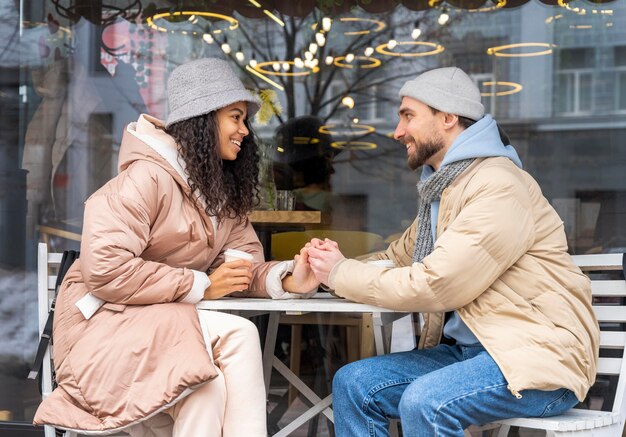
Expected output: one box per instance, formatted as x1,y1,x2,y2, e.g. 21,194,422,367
37,243,64,437
572,253,626,416
271,230,384,260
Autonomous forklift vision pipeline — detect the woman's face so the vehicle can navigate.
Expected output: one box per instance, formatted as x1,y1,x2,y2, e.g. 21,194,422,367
216,101,249,161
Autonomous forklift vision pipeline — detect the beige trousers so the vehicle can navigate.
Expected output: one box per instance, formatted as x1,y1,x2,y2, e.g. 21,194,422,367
129,311,267,437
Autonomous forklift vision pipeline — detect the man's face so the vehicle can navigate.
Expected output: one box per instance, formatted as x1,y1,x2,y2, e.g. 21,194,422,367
393,97,446,170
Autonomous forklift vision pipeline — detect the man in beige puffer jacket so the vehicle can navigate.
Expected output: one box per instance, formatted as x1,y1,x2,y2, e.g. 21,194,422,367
307,67,599,437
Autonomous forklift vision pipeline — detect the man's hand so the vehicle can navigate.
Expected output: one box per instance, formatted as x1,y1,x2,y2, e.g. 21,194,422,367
282,247,320,293
307,238,346,287
204,260,253,299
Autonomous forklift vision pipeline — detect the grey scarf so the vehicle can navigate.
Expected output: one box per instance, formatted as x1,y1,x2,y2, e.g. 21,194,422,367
413,159,475,262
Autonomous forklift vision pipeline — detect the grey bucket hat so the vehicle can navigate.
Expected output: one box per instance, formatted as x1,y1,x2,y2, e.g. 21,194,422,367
165,58,261,128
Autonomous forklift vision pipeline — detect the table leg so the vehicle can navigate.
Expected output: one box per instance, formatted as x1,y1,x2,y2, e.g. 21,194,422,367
263,312,280,394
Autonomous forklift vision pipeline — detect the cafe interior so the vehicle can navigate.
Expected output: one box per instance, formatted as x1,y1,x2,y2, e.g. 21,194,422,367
0,0,624,435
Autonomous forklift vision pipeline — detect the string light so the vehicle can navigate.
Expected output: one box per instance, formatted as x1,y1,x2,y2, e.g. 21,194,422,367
322,17,332,32
345,53,355,63
364,47,374,56
341,96,355,109
325,56,334,65
315,32,326,47
412,20,421,39
438,9,450,25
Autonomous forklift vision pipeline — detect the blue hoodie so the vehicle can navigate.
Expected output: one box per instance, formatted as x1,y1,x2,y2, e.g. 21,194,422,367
420,115,522,345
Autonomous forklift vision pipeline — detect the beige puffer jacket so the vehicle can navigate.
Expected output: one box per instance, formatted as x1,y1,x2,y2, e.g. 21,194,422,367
33,115,284,434
331,157,599,402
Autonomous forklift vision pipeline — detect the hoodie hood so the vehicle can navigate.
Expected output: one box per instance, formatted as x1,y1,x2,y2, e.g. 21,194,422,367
119,114,191,194
421,114,522,181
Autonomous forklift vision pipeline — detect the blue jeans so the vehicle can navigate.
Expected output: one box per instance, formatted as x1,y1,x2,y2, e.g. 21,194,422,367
332,344,578,437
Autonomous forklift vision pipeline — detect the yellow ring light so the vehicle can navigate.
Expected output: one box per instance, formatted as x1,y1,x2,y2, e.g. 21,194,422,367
319,124,376,136
145,11,239,34
487,43,555,57
331,141,377,150
375,41,445,57
480,81,523,97
333,56,381,69
253,61,319,77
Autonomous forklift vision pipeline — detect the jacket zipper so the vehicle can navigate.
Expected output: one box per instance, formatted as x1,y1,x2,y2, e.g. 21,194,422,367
507,385,523,399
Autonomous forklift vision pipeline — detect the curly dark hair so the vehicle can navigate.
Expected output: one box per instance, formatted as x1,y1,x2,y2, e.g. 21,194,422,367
164,112,259,222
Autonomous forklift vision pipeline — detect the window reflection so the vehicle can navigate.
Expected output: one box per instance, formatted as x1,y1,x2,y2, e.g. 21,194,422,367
0,0,625,429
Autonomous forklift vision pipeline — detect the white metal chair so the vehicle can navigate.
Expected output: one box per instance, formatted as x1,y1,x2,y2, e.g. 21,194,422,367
491,253,626,436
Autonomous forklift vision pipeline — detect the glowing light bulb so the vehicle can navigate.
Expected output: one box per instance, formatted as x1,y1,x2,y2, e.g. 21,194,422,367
322,17,332,32
364,47,374,56
282,62,290,71
341,96,355,109
221,43,231,54
304,51,314,61
202,33,214,44
388,39,398,49
345,53,355,63
273,62,280,71
235,51,245,62
249,58,258,67
309,43,318,54
294,57,304,68
352,118,359,123
315,32,326,47
411,28,422,39
325,56,334,65
438,13,449,25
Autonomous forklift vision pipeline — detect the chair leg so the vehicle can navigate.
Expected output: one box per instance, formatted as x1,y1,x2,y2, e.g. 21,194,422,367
346,325,359,363
288,324,302,404
496,424,511,437
360,313,375,359
388,419,400,437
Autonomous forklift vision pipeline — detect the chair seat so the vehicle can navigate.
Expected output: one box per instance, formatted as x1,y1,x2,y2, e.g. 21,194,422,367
493,409,620,432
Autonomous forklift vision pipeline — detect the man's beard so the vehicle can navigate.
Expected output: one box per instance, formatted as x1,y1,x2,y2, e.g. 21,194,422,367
404,135,446,170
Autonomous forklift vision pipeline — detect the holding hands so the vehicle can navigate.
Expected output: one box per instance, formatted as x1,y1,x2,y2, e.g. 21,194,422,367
306,238,346,287
204,239,346,300
282,246,321,293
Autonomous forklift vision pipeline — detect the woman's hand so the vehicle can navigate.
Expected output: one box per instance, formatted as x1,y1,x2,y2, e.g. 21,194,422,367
282,247,320,294
307,239,346,287
204,260,253,299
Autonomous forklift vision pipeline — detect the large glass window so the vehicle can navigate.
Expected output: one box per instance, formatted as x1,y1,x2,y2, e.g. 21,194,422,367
1,0,625,433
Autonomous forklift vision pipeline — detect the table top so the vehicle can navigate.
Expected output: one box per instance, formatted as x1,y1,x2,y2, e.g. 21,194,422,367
249,210,327,225
196,293,401,314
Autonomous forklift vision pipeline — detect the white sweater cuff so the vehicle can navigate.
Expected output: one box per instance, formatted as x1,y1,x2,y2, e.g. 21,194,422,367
265,261,317,299
75,293,105,320
182,270,211,304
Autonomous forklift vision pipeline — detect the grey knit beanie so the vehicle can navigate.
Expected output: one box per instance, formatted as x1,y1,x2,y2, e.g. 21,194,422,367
166,58,261,128
399,67,484,120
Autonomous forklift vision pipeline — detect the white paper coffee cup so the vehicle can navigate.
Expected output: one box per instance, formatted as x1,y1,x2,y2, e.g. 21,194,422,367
224,249,255,263
367,259,396,268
